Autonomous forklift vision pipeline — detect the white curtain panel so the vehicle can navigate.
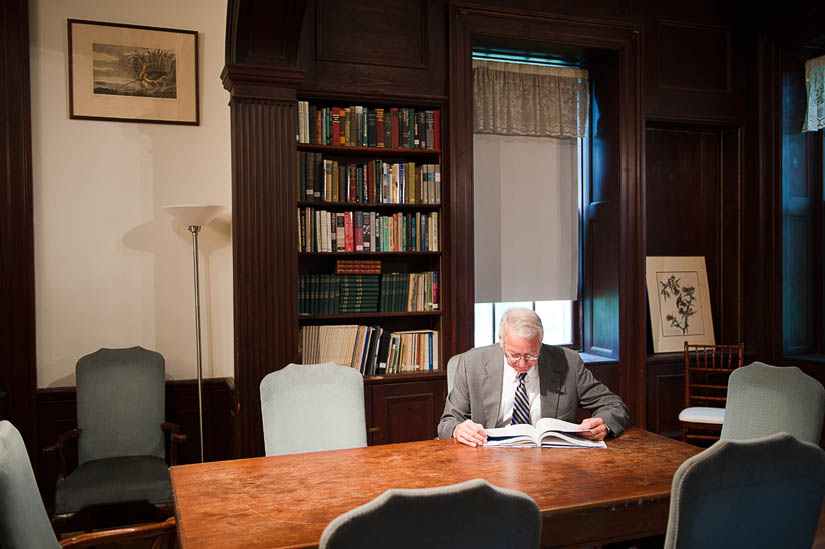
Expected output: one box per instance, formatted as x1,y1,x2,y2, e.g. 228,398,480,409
473,134,579,302
803,55,825,132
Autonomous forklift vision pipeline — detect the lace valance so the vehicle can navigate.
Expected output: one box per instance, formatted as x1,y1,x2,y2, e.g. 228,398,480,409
803,55,825,132
473,60,589,138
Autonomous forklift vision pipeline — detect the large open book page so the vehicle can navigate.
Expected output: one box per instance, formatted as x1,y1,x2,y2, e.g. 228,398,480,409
484,417,607,448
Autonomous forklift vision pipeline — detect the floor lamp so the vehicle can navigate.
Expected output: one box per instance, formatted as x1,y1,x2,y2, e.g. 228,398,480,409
162,204,224,462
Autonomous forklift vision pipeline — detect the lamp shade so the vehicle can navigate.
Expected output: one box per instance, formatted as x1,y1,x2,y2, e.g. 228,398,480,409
162,204,224,227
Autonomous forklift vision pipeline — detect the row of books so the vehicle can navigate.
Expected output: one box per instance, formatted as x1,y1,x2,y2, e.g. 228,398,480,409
301,325,440,375
296,102,441,150
298,209,439,253
299,272,439,314
298,153,441,205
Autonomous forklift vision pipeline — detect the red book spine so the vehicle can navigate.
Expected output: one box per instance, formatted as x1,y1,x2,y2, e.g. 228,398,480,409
344,212,354,252
348,164,357,203
376,108,385,148
331,107,341,146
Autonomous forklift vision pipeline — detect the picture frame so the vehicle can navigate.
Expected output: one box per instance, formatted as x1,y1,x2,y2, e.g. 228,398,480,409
645,256,715,353
68,19,199,125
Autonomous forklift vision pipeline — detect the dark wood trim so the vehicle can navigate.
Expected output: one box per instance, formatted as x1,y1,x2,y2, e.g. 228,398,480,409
0,0,37,462
617,30,646,429
223,64,304,458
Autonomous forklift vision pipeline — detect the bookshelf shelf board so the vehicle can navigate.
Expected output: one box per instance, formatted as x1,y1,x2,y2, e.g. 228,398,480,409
297,201,440,210
297,143,441,157
364,370,446,384
298,311,442,321
299,251,441,257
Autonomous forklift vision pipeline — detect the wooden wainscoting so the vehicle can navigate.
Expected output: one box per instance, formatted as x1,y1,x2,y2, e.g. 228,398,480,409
35,377,236,510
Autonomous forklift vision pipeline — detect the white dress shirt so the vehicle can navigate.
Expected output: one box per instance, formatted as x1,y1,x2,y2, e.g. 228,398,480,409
495,358,542,427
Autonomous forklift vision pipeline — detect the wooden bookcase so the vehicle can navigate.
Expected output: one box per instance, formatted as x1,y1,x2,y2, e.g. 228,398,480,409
296,95,447,445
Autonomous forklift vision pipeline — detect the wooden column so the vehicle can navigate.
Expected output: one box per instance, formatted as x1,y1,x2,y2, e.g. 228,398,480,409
0,0,37,460
222,65,303,458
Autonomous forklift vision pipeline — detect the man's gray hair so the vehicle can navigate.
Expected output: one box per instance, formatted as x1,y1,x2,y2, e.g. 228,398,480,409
499,308,544,342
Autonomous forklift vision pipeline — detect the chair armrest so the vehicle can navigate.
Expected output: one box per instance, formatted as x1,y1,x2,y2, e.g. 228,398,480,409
59,516,176,548
161,422,187,465
43,429,81,483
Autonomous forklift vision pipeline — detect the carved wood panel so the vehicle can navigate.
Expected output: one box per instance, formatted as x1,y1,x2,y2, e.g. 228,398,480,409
371,379,445,445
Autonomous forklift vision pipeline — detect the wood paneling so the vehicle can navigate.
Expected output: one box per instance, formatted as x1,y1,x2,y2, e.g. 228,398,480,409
645,355,683,437
646,125,742,347
658,21,731,93
371,379,445,444
316,0,428,68
645,18,746,124
228,0,308,65
298,0,448,98
36,378,235,508
0,0,37,463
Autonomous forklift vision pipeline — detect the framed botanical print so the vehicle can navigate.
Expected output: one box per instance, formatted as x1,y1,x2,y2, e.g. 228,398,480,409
646,256,715,353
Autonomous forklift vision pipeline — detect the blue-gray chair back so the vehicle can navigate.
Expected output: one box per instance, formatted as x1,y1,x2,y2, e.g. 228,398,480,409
664,432,825,549
0,421,61,548
260,362,367,457
77,346,166,464
720,361,825,445
319,478,541,549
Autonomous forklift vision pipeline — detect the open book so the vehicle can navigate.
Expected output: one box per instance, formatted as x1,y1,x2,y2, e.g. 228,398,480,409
484,417,607,448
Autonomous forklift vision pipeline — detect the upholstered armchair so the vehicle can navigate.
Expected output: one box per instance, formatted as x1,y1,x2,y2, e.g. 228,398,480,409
43,347,185,535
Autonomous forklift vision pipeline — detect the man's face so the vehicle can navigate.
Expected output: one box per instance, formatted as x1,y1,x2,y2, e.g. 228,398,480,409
500,332,542,374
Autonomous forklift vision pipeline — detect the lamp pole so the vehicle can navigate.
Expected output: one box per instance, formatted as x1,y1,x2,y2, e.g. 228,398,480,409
187,224,205,463
162,203,223,464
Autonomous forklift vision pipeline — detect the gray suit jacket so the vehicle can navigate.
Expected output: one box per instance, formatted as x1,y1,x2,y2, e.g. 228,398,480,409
437,344,629,439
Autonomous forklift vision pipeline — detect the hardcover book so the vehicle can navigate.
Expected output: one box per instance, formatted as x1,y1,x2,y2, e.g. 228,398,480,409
484,418,606,448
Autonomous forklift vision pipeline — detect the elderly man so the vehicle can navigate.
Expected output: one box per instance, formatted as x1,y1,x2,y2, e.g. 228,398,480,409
439,307,629,447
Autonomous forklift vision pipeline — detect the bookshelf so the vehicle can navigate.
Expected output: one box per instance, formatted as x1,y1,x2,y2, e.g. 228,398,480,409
295,96,447,444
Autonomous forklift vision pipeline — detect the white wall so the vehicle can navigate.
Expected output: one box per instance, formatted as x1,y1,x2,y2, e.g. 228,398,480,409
30,0,234,387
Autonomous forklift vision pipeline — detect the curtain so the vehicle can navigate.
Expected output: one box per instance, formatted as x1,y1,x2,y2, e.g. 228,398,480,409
473,60,585,302
473,60,589,138
803,55,825,132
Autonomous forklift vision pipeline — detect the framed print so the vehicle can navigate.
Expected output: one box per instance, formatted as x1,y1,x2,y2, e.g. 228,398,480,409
68,19,199,125
645,256,715,353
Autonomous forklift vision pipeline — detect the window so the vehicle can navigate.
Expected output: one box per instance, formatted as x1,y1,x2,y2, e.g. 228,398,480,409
472,52,587,349
474,301,574,346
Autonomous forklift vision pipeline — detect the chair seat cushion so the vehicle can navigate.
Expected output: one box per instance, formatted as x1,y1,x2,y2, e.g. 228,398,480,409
679,406,725,424
55,455,171,514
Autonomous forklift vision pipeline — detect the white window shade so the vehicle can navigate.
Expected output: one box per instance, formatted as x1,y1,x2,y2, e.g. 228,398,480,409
473,134,579,302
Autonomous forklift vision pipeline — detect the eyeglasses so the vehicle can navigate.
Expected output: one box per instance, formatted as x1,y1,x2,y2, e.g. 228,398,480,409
504,353,540,363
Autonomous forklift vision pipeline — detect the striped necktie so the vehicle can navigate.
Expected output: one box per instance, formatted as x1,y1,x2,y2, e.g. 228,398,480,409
512,372,531,425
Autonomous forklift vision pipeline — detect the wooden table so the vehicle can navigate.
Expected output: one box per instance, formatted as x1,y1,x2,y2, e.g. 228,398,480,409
171,428,700,548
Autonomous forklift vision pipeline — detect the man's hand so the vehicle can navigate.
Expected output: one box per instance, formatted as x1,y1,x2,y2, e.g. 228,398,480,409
578,417,610,441
453,419,487,447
